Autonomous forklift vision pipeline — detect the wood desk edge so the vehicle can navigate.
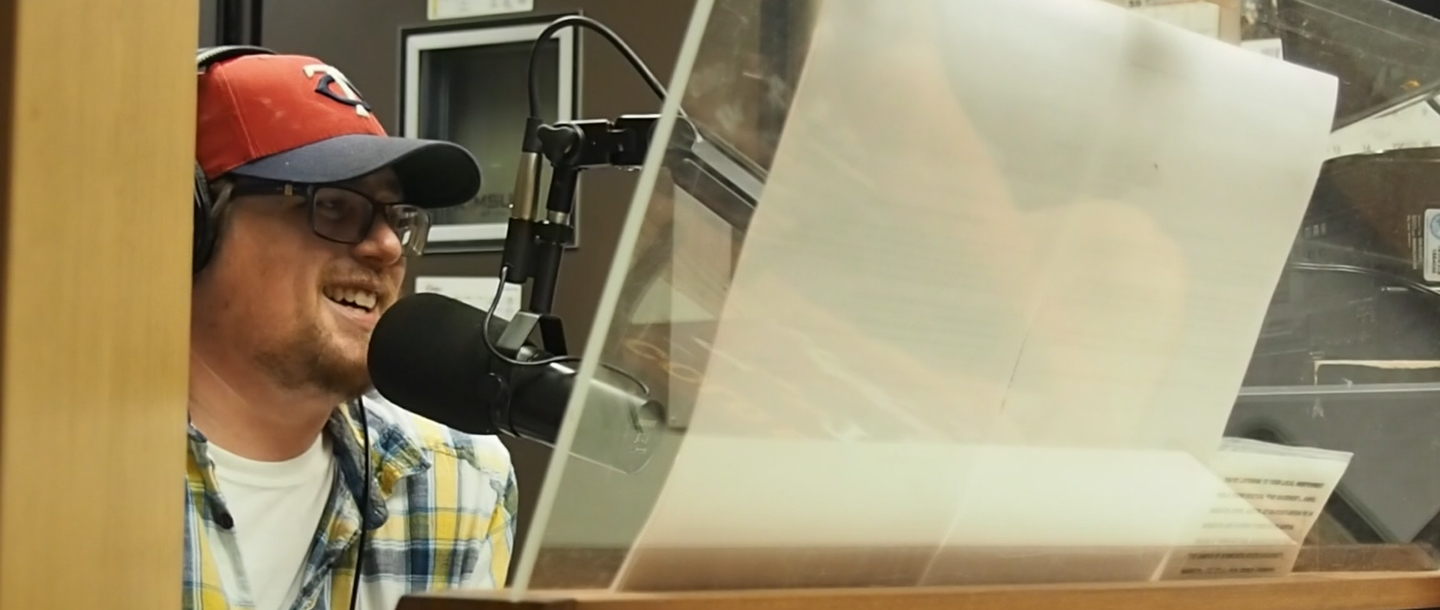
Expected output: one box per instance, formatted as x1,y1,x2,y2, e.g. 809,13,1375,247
398,571,1440,610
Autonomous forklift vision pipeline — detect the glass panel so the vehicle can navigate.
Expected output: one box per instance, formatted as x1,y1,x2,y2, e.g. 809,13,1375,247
510,0,1440,596
1219,0,1440,571
1113,0,1440,574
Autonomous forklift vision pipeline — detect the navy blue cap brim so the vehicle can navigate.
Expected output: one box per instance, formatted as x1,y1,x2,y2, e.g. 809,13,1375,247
228,134,482,209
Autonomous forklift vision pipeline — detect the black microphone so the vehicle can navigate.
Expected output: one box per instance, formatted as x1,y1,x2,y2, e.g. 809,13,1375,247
367,292,665,474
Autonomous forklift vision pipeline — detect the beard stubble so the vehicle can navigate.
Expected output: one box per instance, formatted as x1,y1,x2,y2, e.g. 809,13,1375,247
254,316,372,399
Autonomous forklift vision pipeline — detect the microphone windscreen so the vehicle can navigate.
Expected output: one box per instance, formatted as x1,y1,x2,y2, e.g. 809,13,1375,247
368,292,506,434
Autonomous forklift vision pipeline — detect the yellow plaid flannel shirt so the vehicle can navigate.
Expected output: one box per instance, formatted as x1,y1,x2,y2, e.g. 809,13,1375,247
183,393,518,610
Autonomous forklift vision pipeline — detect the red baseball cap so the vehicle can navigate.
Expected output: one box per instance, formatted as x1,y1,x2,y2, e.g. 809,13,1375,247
196,53,480,208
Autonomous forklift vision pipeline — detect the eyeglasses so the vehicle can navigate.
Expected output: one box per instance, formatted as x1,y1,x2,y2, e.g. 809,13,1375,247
229,181,431,257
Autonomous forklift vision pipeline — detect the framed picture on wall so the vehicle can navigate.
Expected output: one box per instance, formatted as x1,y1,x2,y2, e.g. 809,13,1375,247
399,16,579,253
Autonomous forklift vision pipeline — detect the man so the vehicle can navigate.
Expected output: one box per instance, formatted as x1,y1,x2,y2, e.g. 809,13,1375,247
184,50,517,610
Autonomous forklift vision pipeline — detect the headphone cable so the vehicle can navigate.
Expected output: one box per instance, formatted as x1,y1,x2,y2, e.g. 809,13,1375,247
347,398,371,610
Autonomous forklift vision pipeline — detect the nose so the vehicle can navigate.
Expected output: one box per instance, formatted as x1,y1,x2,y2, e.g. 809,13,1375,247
352,213,404,268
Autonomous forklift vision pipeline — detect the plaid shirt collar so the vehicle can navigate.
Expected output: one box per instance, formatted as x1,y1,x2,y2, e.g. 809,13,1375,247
187,401,432,531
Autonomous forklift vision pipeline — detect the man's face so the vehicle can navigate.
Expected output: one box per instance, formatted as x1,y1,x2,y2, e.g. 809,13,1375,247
192,168,408,399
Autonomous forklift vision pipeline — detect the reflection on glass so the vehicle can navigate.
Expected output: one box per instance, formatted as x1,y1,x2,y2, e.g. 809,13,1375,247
508,0,1440,596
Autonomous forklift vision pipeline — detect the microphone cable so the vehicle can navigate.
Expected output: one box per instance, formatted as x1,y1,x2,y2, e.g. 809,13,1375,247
526,15,668,120
346,398,371,610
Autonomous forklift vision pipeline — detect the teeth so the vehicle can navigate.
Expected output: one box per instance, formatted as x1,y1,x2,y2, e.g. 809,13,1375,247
324,287,378,311
349,290,377,310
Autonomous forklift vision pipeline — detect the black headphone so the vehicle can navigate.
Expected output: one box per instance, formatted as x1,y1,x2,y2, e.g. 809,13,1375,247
193,45,277,275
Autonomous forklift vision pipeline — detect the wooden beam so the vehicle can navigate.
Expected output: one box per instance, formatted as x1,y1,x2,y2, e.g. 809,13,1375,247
0,0,197,608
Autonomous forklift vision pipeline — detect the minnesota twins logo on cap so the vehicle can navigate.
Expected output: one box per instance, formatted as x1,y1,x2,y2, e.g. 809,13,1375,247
304,64,371,117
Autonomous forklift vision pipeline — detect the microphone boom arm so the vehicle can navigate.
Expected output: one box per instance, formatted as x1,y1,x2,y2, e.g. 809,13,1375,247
466,16,717,462
523,114,660,357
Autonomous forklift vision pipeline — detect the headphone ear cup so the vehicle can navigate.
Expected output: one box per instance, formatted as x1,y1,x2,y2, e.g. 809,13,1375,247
192,162,215,275
193,45,277,276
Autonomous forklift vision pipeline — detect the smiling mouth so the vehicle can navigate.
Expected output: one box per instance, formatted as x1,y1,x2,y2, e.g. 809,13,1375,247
323,286,379,314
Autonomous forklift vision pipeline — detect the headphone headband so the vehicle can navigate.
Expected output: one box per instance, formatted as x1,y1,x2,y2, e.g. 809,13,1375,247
192,45,279,275
197,45,277,70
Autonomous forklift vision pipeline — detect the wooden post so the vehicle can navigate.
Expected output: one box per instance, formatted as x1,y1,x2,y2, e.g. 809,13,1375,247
0,0,197,608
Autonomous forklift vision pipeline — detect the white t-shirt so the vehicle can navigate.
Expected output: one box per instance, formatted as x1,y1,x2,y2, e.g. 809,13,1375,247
208,435,336,610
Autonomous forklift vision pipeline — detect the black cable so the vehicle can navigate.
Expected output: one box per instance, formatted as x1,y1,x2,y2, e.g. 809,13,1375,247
347,398,371,610
526,15,668,120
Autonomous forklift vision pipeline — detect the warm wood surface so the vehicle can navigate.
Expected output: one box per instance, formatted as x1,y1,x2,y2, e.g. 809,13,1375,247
1295,544,1440,573
515,543,1440,591
400,572,1440,610
0,0,197,609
